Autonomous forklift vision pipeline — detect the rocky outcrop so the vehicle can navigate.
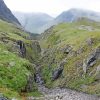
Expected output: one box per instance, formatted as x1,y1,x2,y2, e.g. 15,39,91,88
0,0,20,25
0,97,8,100
83,47,100,73
31,41,41,53
34,73,44,85
52,67,63,81
0,94,8,100
17,40,26,57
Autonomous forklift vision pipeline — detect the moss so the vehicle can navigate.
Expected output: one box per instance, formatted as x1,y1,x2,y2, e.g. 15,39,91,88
0,19,39,99
40,19,100,95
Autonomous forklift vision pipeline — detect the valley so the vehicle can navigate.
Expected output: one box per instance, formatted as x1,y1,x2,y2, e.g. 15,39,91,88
0,0,100,100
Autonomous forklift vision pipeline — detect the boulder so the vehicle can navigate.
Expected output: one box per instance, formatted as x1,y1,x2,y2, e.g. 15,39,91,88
0,97,8,100
17,40,26,57
82,47,100,73
31,41,41,53
52,67,63,81
34,73,44,85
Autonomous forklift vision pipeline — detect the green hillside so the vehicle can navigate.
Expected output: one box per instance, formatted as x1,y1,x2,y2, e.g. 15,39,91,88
40,18,100,96
0,19,41,99
0,17,100,99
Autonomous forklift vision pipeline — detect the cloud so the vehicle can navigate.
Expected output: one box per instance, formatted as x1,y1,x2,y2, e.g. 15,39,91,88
4,0,100,17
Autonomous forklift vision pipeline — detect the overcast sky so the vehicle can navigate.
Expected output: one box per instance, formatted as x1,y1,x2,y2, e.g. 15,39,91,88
4,0,100,17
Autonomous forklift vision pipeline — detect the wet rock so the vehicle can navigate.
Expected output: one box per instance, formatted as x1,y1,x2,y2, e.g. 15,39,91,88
0,94,8,100
17,40,26,57
0,97,8,100
52,67,63,81
34,73,44,85
83,47,100,73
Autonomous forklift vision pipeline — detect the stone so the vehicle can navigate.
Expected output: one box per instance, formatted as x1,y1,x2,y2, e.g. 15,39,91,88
82,47,100,73
17,40,26,57
34,73,44,85
32,41,41,53
52,67,63,81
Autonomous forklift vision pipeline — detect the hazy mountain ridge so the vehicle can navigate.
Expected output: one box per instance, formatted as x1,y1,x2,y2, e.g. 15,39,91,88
13,8,100,34
0,1,100,100
0,0,20,25
55,8,100,23
13,12,54,33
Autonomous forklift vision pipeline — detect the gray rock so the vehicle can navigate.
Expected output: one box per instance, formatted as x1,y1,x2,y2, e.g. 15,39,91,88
32,41,41,53
82,47,100,73
0,97,8,100
17,40,26,57
34,73,44,85
52,67,63,80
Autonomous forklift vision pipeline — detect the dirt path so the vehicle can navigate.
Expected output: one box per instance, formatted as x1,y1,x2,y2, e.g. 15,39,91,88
28,84,100,100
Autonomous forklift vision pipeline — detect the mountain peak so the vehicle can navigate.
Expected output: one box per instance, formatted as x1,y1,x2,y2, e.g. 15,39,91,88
55,8,100,23
0,0,20,25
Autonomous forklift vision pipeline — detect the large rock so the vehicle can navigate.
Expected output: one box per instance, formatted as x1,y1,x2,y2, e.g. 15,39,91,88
0,97,8,100
17,40,26,57
52,67,63,81
31,41,41,53
34,73,44,85
83,47,100,73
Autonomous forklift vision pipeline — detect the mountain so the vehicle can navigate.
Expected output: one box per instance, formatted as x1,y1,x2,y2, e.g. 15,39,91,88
13,12,54,33
0,0,20,25
40,18,100,96
13,9,100,34
54,8,100,23
0,3,100,99
40,8,100,32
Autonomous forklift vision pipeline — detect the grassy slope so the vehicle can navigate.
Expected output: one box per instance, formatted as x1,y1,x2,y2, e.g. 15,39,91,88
40,18,100,95
0,20,40,99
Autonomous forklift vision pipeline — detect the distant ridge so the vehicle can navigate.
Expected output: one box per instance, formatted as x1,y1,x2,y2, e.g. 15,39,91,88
0,0,20,25
14,8,100,33
13,12,53,33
